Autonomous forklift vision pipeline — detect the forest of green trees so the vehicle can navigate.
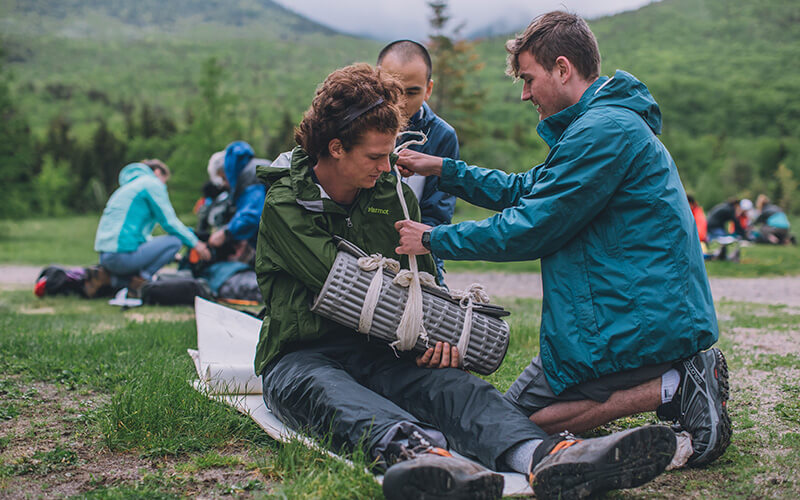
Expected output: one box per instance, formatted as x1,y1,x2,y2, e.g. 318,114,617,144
1,0,798,218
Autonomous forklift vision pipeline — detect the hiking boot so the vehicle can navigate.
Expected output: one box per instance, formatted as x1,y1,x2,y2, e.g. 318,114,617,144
126,276,147,299
657,348,731,467
382,432,503,500
529,426,676,500
83,266,111,298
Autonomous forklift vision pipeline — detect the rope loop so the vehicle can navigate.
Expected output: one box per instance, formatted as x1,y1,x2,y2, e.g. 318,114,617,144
356,255,399,334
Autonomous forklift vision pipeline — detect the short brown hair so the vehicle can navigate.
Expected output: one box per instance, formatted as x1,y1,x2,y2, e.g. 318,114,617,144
295,63,405,162
505,11,600,81
141,159,170,178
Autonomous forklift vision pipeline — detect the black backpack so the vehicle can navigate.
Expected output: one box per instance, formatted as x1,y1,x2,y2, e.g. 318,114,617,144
35,266,87,297
140,277,213,306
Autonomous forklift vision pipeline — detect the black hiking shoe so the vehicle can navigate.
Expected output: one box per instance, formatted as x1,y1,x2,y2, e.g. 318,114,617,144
529,426,676,500
383,454,504,500
657,348,731,467
382,432,504,500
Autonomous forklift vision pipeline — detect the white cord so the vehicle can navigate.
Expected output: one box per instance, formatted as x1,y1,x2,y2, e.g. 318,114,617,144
356,255,400,335
448,284,490,365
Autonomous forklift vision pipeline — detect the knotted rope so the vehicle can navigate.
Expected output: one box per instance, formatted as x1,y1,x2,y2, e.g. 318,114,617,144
356,254,400,335
448,284,490,362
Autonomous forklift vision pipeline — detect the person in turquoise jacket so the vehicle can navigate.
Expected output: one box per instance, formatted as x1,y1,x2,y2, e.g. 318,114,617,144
94,159,210,293
396,11,730,468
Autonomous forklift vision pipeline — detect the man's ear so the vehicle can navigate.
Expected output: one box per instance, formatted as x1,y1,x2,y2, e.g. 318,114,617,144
328,138,344,159
424,79,434,101
555,56,572,84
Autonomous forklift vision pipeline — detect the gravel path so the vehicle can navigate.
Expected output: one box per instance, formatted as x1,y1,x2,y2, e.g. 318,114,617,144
446,272,800,307
6,265,800,307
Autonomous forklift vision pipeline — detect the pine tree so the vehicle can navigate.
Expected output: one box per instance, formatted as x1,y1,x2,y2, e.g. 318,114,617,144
426,0,485,144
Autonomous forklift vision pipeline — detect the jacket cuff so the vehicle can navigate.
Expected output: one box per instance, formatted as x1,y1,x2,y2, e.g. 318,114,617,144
438,157,460,193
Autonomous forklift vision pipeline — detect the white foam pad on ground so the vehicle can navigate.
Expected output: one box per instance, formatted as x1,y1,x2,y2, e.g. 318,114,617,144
189,297,532,497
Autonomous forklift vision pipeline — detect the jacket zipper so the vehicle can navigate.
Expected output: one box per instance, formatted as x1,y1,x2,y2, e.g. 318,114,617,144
345,217,353,228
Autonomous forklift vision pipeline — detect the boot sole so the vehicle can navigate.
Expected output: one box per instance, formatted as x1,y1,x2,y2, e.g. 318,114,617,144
532,425,676,500
689,348,731,467
382,462,504,500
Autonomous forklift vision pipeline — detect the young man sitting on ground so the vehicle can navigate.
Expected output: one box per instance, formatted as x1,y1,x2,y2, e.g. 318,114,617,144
252,62,677,500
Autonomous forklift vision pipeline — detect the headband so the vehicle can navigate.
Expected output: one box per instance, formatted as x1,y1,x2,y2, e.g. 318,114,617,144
338,97,384,132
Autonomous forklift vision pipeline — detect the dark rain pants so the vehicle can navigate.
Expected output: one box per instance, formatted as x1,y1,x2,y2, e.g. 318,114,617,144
261,334,546,470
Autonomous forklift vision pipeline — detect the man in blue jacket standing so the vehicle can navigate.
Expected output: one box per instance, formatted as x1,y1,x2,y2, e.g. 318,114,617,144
396,11,730,468
378,40,458,283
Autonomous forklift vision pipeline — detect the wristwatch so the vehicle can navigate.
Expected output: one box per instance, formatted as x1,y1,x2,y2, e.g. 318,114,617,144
421,230,432,251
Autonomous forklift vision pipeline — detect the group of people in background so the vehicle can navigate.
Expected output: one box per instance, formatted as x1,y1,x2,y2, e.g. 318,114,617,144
687,194,795,263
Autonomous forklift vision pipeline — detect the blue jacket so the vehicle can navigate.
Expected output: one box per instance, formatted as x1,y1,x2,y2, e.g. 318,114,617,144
94,163,198,253
430,71,718,394
223,141,268,247
403,102,459,227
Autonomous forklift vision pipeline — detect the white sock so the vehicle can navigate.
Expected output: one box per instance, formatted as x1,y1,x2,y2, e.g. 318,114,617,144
503,438,543,474
661,369,680,404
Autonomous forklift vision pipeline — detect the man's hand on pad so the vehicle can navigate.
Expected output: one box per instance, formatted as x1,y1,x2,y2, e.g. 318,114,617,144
416,341,460,369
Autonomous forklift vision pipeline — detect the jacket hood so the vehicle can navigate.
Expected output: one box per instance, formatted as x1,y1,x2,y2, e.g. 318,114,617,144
224,141,255,194
256,147,300,187
537,70,662,147
588,70,661,134
118,163,156,186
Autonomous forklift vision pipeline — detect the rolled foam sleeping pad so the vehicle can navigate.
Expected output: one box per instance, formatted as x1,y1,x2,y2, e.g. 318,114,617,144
310,238,510,375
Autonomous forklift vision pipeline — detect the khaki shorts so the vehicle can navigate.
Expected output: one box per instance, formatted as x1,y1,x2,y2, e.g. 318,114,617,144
503,356,672,415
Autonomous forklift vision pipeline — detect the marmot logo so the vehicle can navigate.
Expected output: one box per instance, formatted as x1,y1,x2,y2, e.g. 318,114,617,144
367,207,389,215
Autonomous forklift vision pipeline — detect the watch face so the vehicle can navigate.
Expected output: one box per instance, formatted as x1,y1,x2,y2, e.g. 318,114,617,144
422,230,431,249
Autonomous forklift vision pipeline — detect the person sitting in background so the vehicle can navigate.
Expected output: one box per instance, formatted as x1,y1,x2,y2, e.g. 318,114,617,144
706,198,747,241
689,194,740,261
752,194,795,245
194,151,232,240
90,159,210,298
181,146,268,304
205,141,269,261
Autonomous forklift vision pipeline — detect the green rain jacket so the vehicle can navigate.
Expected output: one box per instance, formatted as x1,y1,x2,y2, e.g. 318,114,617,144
430,71,718,394
253,147,437,375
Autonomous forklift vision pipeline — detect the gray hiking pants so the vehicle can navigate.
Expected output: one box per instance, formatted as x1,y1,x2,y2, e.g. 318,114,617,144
261,335,546,470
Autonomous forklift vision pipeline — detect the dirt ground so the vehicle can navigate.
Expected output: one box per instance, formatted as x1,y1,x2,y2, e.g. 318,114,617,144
7,264,800,307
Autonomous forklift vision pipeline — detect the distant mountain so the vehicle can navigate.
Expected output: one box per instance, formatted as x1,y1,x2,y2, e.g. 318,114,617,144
0,0,339,39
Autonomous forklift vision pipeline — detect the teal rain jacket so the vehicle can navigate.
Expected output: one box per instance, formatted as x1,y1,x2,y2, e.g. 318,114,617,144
430,71,718,394
94,163,198,253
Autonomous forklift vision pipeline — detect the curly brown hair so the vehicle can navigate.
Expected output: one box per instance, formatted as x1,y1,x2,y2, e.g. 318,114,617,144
505,11,600,81
295,63,405,162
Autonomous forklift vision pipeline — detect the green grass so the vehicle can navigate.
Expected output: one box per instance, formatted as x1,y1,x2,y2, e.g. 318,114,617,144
1,288,798,497
0,213,194,267
3,212,799,277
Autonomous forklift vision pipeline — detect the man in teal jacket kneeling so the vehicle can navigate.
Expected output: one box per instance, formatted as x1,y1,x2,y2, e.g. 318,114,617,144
396,11,730,468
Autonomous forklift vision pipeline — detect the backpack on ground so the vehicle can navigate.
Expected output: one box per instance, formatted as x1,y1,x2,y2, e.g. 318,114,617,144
140,276,213,306
34,266,88,298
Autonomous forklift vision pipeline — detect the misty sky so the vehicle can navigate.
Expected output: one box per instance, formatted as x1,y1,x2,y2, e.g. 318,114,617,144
272,0,659,40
